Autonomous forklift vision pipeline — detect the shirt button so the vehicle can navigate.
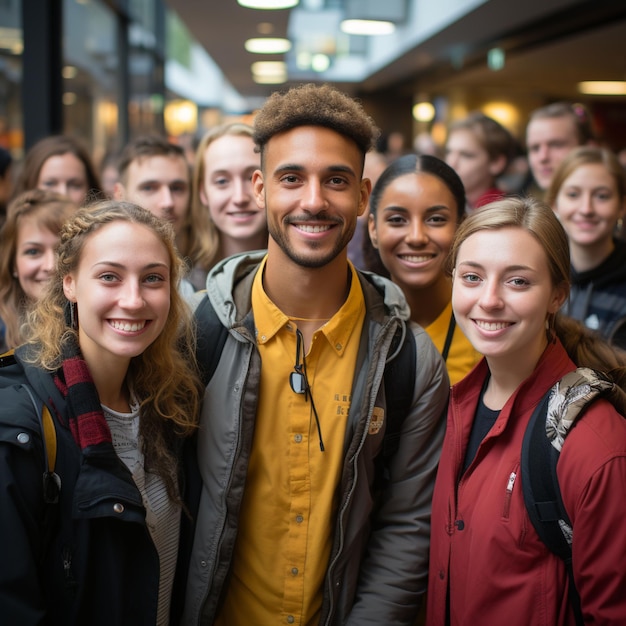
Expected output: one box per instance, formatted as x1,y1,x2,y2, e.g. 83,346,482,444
335,343,342,351
113,503,124,514
200,560,207,568
294,433,303,443
17,432,30,444
295,515,303,523
287,616,295,624
291,567,298,576
439,569,445,580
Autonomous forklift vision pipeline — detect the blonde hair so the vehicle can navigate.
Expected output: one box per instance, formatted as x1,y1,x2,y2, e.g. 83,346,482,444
24,200,202,499
546,145,626,207
449,196,626,409
0,189,77,349
190,122,258,270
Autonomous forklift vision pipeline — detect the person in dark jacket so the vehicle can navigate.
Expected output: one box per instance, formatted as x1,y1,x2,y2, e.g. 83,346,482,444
0,200,201,625
547,146,626,348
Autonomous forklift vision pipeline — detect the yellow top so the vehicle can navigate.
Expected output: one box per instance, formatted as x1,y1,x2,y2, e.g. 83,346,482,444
426,301,481,385
215,258,366,626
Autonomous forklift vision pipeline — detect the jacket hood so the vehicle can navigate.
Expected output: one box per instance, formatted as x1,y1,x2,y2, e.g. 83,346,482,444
571,239,626,288
205,251,411,329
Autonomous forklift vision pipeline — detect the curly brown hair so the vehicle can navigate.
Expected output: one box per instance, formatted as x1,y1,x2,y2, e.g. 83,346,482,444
23,200,202,502
252,83,379,168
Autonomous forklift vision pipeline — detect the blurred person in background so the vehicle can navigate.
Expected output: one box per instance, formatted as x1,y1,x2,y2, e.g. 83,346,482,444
0,146,13,225
99,149,121,198
367,154,481,384
13,135,103,206
190,122,268,286
348,148,387,269
445,111,515,212
114,135,198,294
0,189,77,352
547,145,626,348
526,101,595,194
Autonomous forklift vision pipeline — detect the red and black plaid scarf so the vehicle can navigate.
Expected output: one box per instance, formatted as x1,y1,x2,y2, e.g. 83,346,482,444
53,335,112,450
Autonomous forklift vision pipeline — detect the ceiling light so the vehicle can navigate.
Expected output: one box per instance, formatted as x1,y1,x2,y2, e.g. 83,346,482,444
62,65,78,79
578,81,626,95
412,102,435,123
251,61,287,83
245,37,292,54
340,19,395,36
238,0,299,9
311,53,330,72
253,74,288,84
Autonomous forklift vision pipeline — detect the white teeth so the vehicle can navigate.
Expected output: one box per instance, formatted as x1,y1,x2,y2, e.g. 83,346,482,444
476,320,509,331
297,224,332,233
111,320,146,332
400,255,432,263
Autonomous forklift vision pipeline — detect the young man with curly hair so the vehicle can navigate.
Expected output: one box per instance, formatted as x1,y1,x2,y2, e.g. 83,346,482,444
183,83,449,626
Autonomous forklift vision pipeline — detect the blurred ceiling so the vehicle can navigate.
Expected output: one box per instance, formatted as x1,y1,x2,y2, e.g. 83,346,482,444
170,0,626,104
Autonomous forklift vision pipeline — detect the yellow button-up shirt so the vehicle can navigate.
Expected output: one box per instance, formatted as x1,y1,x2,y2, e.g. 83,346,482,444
215,257,366,626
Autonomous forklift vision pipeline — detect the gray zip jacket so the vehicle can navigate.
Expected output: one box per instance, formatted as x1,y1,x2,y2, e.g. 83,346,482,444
183,252,449,625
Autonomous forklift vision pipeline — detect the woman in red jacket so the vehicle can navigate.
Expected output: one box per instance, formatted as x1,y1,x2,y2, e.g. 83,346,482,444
427,196,626,625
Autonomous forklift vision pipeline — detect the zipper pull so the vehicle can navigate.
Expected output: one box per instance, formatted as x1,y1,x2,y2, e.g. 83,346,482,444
506,471,517,492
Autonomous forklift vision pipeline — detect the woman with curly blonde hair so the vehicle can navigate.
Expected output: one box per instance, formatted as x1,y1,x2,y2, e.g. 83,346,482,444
0,200,202,625
0,189,77,351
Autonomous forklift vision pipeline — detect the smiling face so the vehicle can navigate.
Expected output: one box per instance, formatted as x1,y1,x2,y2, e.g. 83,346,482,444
369,172,458,293
553,162,625,257
15,214,59,301
37,153,89,205
452,226,566,376
62,220,171,372
200,134,266,247
253,125,370,269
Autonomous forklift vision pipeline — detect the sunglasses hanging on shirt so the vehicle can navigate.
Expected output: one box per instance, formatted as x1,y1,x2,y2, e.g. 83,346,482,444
289,328,325,451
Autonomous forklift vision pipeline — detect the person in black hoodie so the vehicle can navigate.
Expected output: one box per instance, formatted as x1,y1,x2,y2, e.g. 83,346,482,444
547,146,626,349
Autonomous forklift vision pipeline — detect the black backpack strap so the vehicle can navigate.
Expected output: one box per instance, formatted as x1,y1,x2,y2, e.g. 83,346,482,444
521,368,614,626
195,293,229,387
21,384,61,505
382,321,416,460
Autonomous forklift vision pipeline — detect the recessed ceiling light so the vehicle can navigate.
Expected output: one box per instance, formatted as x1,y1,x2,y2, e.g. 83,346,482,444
311,53,330,72
238,0,298,9
253,74,288,84
340,19,395,36
245,37,292,54
62,65,78,79
412,102,435,123
251,61,287,77
578,81,626,95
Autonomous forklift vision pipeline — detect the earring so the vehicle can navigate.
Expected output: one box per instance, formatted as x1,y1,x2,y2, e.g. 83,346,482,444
617,218,624,233
12,271,17,278
64,300,78,330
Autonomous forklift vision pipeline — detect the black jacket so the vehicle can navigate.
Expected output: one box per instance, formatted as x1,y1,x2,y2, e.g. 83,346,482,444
0,346,189,625
564,240,626,349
